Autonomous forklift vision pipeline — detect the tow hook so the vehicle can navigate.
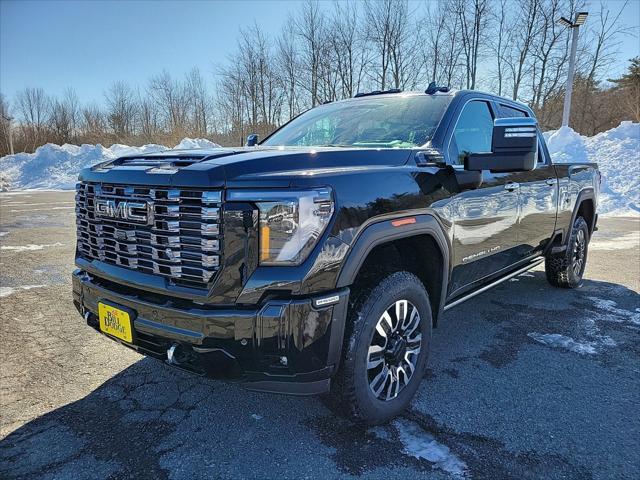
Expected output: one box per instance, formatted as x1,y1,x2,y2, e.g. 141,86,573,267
167,343,179,365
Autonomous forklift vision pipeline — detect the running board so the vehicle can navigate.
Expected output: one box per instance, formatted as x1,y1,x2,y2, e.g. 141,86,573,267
443,258,545,311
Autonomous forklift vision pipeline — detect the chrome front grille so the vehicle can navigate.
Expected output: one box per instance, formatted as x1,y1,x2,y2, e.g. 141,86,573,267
75,183,222,289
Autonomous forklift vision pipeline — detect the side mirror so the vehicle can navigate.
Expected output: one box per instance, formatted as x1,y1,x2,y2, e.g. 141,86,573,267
465,118,538,173
246,134,259,147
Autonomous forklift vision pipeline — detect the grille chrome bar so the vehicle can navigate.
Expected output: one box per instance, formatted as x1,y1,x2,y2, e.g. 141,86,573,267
75,182,223,289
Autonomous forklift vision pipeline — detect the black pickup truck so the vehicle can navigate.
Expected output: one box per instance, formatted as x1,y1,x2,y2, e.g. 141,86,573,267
73,89,600,423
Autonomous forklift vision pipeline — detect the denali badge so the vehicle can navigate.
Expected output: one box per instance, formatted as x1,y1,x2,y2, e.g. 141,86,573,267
95,198,150,224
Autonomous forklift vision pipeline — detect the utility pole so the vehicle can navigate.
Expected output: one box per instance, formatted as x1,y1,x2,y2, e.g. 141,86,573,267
558,12,588,128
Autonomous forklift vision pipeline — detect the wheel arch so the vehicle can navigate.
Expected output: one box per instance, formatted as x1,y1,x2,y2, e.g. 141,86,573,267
336,215,450,327
569,188,596,240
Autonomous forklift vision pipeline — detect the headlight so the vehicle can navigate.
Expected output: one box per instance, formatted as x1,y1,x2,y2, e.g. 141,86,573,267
228,188,334,265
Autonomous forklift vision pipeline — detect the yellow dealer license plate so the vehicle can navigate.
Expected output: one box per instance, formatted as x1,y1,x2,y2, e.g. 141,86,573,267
98,303,133,343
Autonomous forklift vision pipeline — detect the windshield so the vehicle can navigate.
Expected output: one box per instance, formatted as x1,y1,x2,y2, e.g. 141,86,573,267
262,95,451,148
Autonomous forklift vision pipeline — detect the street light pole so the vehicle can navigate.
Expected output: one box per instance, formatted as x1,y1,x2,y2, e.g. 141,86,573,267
562,26,580,127
558,12,588,128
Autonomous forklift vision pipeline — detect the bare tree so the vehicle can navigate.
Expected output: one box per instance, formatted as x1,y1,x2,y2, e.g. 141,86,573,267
277,20,302,120
104,81,137,140
363,0,395,90
148,71,189,139
506,0,542,100
294,0,328,106
454,0,490,90
49,88,80,144
80,103,107,142
328,1,368,98
3,0,636,154
424,1,449,84
216,63,247,145
530,0,571,112
16,87,50,150
138,97,160,142
489,0,512,96
186,67,211,137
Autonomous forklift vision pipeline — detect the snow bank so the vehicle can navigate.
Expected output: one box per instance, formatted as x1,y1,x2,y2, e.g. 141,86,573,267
545,121,640,216
1,123,638,216
173,137,221,150
0,138,220,190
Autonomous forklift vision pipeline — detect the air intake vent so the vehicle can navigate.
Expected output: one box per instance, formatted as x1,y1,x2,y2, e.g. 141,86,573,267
111,156,207,167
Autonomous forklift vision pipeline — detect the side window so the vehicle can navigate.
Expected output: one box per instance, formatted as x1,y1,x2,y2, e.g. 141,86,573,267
448,101,494,165
499,104,528,118
500,104,546,164
537,132,550,165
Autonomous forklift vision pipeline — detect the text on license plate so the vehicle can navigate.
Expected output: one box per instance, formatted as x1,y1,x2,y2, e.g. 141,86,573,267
98,303,133,343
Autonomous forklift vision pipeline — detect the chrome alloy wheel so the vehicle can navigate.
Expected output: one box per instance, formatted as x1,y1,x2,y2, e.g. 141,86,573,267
572,229,586,276
367,300,422,401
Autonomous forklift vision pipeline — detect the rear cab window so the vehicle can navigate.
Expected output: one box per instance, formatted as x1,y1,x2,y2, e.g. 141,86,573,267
498,103,548,165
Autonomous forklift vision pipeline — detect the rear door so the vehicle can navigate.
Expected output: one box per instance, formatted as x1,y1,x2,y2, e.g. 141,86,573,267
497,104,558,258
437,99,522,296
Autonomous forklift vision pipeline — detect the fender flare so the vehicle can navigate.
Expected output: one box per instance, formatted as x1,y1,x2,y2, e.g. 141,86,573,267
336,214,451,320
566,188,596,243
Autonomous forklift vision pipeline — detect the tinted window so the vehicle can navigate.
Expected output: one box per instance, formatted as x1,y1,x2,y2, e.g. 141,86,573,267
448,101,493,165
499,104,546,164
499,105,528,118
537,133,549,164
263,95,451,148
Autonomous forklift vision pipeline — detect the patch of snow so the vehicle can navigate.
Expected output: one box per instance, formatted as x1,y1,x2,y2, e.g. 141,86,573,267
590,231,640,251
0,242,65,252
5,201,74,207
0,284,48,297
173,138,221,150
10,206,75,213
587,297,640,325
546,121,640,216
0,138,220,190
528,332,597,355
393,418,468,477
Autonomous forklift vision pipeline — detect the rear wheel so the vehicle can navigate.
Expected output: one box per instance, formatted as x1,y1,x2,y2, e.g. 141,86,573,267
331,271,432,424
545,216,589,288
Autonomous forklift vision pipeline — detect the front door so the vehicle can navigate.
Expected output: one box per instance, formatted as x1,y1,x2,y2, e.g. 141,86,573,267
496,104,558,258
435,99,522,297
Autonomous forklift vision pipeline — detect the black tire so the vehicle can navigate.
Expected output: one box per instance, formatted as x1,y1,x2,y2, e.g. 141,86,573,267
545,216,590,289
331,271,432,425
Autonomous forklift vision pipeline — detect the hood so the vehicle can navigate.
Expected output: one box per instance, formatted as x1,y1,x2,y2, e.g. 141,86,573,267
79,146,413,188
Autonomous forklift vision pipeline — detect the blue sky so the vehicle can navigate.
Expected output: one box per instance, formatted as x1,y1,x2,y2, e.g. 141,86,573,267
1,0,638,105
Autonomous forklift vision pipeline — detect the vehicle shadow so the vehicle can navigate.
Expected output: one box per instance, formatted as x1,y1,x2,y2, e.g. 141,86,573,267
1,272,638,479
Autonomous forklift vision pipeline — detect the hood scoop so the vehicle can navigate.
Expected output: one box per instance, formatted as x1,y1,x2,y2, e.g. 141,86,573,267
109,155,208,168
93,154,214,174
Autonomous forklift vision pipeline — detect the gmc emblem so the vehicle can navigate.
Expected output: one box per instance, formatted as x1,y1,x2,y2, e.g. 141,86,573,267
95,198,151,224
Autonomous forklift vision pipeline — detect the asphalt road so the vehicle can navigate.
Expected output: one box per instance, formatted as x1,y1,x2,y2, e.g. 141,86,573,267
1,191,638,480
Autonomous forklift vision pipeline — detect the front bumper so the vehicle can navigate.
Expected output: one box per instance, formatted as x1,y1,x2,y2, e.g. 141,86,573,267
72,269,349,395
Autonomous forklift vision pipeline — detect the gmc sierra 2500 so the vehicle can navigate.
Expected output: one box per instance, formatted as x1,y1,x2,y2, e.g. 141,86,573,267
73,88,600,423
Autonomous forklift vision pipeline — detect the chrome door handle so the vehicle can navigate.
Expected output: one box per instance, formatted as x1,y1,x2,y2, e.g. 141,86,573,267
504,182,520,191
545,178,558,186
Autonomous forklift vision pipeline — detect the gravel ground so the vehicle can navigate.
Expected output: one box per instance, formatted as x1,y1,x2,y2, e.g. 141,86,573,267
0,191,638,480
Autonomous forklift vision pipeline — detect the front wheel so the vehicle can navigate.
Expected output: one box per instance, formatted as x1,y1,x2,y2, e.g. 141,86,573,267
331,271,432,424
545,216,590,288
